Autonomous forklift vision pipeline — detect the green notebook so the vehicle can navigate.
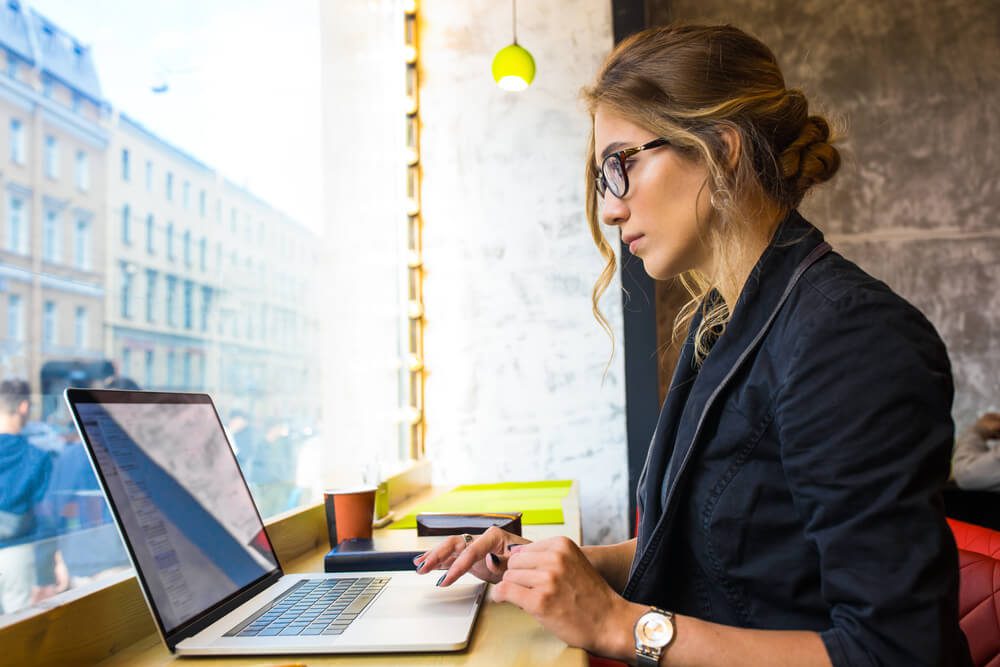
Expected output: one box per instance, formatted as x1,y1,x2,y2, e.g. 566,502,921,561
389,480,573,529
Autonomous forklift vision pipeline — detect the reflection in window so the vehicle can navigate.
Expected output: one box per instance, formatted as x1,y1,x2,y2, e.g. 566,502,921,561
121,148,130,181
74,218,90,270
121,204,131,244
120,263,133,319
7,294,23,341
43,209,60,263
183,280,193,330
42,300,56,346
165,171,173,200
74,306,88,348
146,214,155,254
44,135,58,179
145,349,155,387
165,275,177,327
122,346,132,376
166,222,174,260
75,151,89,191
6,194,26,253
145,269,157,323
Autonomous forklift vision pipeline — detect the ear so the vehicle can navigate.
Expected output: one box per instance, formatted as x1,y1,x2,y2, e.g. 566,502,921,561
16,399,28,418
718,126,741,171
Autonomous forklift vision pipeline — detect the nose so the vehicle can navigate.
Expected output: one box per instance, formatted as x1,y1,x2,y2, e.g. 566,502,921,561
600,192,629,228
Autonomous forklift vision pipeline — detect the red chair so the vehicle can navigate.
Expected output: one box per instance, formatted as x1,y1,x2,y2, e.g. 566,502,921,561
950,518,1000,559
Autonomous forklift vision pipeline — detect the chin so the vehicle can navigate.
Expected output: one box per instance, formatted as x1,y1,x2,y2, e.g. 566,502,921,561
640,256,682,282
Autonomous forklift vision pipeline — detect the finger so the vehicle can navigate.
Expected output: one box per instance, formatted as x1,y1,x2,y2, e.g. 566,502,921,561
506,549,556,572
484,551,507,576
415,535,467,574
438,528,508,587
490,579,537,614
501,567,553,589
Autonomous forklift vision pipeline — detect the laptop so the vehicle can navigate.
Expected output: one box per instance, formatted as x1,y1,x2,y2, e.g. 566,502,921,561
63,388,486,655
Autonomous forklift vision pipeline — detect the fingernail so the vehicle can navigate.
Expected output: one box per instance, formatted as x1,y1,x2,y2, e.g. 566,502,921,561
489,553,500,566
508,544,522,552
415,560,424,572
436,573,447,587
412,554,423,565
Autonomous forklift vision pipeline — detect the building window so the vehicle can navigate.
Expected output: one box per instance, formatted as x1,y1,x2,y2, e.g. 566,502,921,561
122,347,132,378
215,199,221,223
73,306,87,348
199,237,207,271
44,135,58,179
230,207,237,233
75,150,89,191
145,269,157,323
166,222,174,260
183,229,191,267
121,204,131,244
71,93,81,113
42,209,60,263
9,118,23,164
144,349,154,387
183,351,192,387
183,280,193,329
74,218,90,269
145,160,153,191
7,294,23,341
165,171,173,200
121,148,130,181
165,275,177,327
42,301,57,347
146,214,155,254
6,194,26,254
120,264,134,319
200,286,211,332
199,190,206,218
7,54,17,80
182,181,190,209
166,350,176,387
42,76,52,98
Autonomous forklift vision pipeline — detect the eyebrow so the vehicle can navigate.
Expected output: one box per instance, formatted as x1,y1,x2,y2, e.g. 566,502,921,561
599,141,630,161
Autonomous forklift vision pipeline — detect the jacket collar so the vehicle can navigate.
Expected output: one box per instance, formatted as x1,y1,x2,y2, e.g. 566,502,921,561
627,210,830,596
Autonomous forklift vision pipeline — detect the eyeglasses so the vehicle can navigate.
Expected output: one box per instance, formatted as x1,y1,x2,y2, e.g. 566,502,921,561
595,138,671,199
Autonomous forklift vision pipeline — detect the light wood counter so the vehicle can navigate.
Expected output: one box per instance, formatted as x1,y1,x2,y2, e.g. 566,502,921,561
92,483,587,667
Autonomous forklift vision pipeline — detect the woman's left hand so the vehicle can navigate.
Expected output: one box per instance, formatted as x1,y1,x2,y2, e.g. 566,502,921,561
491,536,640,658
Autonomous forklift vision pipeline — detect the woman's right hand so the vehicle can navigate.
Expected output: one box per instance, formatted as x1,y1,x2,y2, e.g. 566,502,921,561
413,526,531,585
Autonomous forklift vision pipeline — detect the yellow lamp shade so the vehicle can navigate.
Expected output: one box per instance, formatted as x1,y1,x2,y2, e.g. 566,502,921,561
491,43,535,91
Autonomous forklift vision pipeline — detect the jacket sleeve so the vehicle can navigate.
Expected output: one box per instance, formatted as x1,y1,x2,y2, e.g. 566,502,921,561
951,424,1000,491
774,286,968,667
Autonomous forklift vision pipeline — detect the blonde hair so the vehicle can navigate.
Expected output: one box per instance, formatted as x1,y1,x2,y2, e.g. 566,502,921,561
581,24,840,364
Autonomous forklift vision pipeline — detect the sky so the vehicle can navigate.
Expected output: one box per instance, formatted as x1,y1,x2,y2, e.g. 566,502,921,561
27,0,324,233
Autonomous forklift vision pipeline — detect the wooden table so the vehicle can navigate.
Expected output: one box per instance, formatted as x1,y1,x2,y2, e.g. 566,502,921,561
94,484,587,667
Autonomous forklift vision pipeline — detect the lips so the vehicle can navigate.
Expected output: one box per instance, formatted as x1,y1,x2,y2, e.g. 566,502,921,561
622,233,644,254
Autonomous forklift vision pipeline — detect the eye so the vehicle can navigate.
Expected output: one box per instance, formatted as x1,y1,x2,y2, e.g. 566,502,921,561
623,159,638,171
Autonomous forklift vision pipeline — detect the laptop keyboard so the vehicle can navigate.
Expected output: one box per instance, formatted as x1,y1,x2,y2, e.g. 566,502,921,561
225,576,390,637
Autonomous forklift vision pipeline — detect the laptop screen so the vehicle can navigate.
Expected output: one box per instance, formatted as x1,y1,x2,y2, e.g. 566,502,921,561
67,391,279,635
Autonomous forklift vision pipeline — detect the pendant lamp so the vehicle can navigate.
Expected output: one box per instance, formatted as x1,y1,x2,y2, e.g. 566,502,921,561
491,0,535,91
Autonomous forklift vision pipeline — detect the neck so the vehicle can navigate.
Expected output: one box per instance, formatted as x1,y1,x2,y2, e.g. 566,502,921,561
708,202,787,314
0,413,22,435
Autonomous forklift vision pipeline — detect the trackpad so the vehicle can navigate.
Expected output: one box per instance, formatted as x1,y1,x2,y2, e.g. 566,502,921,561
364,581,481,619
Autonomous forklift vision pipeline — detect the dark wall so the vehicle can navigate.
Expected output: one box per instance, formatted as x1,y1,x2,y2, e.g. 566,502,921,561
649,0,1000,428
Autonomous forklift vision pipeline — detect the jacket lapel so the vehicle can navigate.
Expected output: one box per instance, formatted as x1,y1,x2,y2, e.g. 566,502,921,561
626,211,831,597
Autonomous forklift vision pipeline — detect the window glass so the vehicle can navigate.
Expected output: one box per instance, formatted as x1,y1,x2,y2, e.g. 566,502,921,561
0,0,410,625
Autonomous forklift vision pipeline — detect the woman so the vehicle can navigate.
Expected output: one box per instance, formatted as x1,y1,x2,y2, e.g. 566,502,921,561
415,24,971,666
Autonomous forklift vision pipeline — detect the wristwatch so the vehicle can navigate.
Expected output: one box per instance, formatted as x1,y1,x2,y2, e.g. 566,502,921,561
634,607,676,666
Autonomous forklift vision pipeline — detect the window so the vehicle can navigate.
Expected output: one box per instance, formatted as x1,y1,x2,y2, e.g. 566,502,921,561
165,171,173,200
182,350,192,386
183,229,191,266
145,269,157,323
9,118,24,163
71,92,81,113
121,204,131,244
75,150,89,191
144,349,155,387
120,263,134,318
121,148,130,181
6,194,27,253
200,286,211,332
7,53,17,79
73,305,87,348
7,294,23,341
42,300,56,346
122,346,132,377
146,213,155,253
44,135,58,179
165,274,177,326
199,237,207,271
74,218,90,269
42,209,60,263
145,159,153,191
182,180,190,208
183,280,193,329
166,222,174,259
42,75,52,97
199,190,206,217
166,349,176,386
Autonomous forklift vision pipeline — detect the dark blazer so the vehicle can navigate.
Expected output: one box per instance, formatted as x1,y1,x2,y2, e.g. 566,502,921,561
625,211,972,666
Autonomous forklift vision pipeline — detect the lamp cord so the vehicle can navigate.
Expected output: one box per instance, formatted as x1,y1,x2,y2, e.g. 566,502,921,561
512,0,518,44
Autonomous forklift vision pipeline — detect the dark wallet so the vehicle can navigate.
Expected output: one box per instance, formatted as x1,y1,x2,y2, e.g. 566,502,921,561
415,512,523,537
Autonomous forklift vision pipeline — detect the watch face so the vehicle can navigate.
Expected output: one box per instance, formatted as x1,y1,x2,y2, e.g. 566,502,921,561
637,612,674,648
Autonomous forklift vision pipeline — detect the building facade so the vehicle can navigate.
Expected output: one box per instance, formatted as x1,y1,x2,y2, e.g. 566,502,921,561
0,3,108,418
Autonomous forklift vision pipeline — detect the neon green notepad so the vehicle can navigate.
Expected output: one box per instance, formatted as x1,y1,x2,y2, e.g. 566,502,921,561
388,480,573,529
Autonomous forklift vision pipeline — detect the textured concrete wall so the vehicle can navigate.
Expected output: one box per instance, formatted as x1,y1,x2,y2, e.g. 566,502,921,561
420,1,630,544
649,0,1000,428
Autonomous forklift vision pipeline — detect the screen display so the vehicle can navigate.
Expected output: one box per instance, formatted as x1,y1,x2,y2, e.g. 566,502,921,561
71,395,279,634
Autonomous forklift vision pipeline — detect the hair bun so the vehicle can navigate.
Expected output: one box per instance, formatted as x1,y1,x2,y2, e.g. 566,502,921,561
779,115,840,201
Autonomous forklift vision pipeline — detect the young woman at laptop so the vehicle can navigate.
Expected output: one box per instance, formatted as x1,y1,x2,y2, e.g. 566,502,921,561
415,23,972,667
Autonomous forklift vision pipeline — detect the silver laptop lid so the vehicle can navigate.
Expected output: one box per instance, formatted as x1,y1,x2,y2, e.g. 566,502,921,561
64,389,281,648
